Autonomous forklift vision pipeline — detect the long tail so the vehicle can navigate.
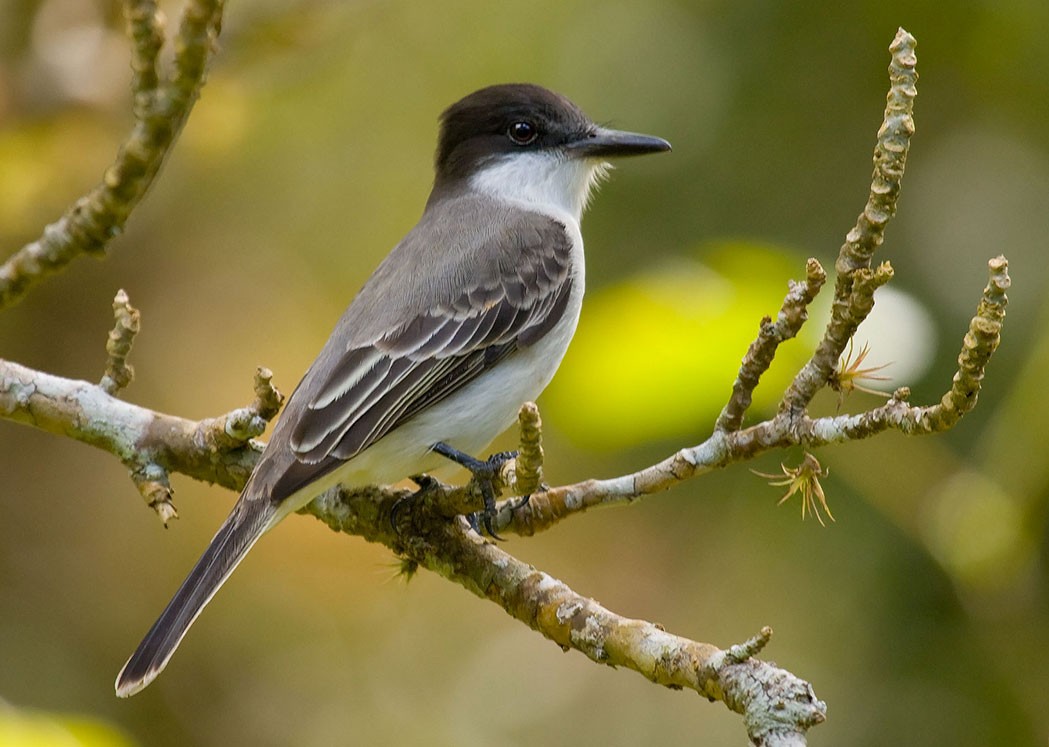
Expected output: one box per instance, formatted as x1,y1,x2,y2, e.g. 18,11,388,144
115,500,274,697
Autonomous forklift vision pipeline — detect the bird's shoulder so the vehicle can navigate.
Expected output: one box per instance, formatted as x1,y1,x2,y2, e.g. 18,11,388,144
339,193,574,345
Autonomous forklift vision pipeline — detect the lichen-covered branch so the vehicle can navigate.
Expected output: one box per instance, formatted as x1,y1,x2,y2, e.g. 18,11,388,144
0,0,225,310
715,258,827,433
511,401,544,496
504,255,1008,534
0,358,278,521
2,248,281,522
781,28,917,413
307,488,826,744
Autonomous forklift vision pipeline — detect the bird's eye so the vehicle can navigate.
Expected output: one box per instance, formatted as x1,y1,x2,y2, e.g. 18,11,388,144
507,121,538,145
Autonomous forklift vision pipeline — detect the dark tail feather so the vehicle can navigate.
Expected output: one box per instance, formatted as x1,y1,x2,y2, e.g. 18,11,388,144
115,502,273,697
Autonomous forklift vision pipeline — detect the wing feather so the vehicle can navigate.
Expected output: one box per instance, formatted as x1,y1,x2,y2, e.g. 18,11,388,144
278,199,574,498
309,348,383,410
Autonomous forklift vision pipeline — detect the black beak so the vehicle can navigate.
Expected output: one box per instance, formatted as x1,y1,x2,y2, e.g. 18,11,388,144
566,127,672,158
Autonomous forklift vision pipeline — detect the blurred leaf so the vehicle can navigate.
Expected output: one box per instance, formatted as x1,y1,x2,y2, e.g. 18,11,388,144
546,240,816,448
0,114,116,235
921,471,1034,594
0,707,136,747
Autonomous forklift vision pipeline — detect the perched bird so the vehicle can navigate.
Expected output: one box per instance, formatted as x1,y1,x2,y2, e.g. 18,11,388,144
115,83,670,697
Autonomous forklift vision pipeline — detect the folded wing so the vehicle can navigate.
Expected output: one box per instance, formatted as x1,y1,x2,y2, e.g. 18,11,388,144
273,204,574,499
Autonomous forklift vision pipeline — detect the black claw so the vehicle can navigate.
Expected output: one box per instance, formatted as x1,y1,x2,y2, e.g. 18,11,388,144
390,494,410,534
482,513,503,541
465,509,503,540
472,468,504,540
410,473,440,492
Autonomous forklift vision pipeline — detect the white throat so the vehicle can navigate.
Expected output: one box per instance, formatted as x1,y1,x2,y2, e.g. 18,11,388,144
468,151,609,223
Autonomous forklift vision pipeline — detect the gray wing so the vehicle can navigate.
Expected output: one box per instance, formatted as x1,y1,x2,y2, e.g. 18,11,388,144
267,200,574,500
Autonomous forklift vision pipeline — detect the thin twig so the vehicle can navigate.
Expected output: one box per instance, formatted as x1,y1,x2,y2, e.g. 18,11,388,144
500,255,1007,534
512,402,544,496
99,289,141,395
781,28,917,413
125,0,165,108
716,258,827,432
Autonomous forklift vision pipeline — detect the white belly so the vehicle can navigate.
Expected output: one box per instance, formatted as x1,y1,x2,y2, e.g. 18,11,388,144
279,217,585,512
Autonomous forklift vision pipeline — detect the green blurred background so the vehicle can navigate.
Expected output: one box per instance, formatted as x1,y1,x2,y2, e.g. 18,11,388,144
2,0,1047,745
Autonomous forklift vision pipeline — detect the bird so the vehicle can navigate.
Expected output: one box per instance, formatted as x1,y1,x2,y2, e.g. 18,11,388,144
115,83,670,697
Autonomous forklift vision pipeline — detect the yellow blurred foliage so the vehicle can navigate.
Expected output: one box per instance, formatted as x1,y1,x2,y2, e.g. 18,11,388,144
546,240,819,448
0,114,116,234
0,707,135,747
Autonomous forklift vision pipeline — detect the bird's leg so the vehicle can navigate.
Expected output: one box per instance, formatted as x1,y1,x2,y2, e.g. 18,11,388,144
431,441,517,539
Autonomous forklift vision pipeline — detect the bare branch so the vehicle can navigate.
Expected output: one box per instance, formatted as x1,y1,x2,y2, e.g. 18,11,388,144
0,358,273,520
716,258,827,433
306,491,827,744
501,244,1007,534
782,28,917,413
0,0,225,310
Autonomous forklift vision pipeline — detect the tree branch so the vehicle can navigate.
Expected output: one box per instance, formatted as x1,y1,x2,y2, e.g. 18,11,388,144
782,28,917,414
501,251,1007,534
0,357,279,522
0,0,224,310
715,258,827,433
307,490,826,745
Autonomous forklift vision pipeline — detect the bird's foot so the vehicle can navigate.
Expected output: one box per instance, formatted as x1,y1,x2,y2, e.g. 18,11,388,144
431,442,517,539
